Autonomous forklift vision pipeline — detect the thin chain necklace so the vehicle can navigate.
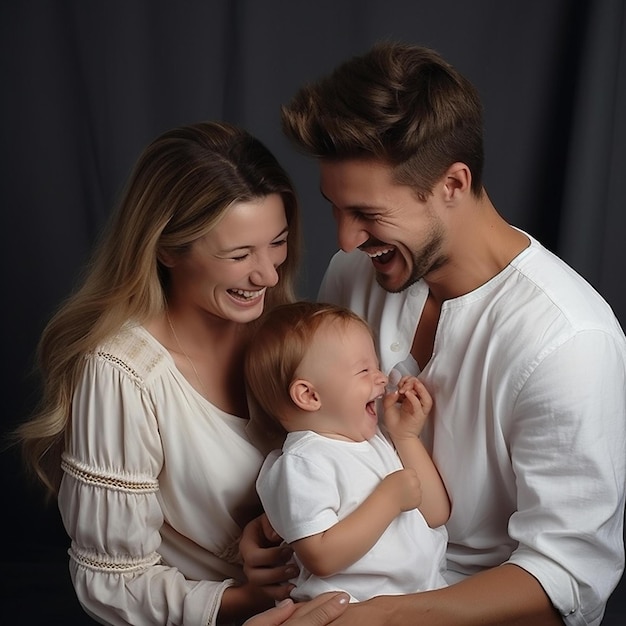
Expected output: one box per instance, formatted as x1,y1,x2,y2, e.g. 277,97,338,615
166,309,208,398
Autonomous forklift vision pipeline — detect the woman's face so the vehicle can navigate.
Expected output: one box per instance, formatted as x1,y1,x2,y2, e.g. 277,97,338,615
169,193,289,323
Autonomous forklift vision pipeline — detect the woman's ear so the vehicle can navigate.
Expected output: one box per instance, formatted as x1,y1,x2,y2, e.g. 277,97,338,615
157,248,176,268
289,379,321,412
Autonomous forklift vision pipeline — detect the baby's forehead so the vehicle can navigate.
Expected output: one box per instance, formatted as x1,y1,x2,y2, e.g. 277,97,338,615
313,315,372,344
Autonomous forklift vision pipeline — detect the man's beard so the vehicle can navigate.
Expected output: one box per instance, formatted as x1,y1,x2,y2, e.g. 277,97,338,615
375,229,446,294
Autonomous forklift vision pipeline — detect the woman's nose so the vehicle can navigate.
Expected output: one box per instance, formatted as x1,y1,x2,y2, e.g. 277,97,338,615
251,255,279,287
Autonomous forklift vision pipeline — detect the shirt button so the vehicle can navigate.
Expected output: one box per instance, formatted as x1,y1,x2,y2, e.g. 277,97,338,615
390,342,401,352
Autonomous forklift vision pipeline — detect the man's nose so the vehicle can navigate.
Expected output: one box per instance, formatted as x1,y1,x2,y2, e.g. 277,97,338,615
335,214,367,253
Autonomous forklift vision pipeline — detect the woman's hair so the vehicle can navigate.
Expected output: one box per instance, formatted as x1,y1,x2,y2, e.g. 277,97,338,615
245,301,369,425
281,41,484,198
16,121,301,496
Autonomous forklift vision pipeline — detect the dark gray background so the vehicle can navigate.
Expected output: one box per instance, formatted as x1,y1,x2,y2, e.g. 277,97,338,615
1,1,624,623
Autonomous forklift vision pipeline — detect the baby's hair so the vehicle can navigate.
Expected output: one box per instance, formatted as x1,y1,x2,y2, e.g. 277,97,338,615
245,301,371,424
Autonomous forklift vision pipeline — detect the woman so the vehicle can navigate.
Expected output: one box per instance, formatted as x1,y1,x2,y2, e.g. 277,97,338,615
15,121,334,625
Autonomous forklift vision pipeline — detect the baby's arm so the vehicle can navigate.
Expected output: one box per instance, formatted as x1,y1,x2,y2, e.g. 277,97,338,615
383,376,450,527
291,467,420,578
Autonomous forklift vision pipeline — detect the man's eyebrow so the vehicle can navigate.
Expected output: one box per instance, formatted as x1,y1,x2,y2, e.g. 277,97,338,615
319,189,381,212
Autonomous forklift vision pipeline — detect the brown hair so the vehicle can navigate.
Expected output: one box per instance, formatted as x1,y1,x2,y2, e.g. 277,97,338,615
281,41,484,198
245,301,370,425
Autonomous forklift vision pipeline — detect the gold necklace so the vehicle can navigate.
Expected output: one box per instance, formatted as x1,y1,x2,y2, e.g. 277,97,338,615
166,309,208,398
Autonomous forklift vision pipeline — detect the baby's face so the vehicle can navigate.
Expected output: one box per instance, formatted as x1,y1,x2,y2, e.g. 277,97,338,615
297,319,388,442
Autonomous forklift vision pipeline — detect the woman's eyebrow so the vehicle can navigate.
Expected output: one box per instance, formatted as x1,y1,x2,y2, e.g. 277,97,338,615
219,226,289,253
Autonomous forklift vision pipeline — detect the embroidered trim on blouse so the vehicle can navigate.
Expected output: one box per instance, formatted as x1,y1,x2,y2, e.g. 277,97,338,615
94,350,145,387
69,543,162,573
96,326,164,383
61,453,159,494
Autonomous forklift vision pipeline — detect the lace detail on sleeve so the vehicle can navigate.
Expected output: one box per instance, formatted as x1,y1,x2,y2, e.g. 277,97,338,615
61,453,159,494
93,351,146,388
91,324,167,389
69,542,163,573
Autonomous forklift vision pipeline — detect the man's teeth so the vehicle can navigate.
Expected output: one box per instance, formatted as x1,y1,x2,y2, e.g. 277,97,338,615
367,247,394,258
230,288,265,299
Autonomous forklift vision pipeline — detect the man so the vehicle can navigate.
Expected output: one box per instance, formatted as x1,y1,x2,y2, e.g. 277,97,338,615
243,42,625,625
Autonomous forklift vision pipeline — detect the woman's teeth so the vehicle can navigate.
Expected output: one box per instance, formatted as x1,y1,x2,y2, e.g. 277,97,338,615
229,287,266,300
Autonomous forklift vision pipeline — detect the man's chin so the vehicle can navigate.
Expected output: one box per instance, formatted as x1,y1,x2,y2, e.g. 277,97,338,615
376,272,420,293
375,271,419,294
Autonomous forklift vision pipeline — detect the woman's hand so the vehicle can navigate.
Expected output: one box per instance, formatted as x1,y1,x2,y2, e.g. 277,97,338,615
241,513,299,601
243,593,350,626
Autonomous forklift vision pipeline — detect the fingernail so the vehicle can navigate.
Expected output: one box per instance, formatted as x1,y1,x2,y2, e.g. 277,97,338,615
285,565,298,577
277,598,294,607
337,593,349,605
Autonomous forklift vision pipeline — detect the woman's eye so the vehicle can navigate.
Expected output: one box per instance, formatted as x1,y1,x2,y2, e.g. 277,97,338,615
271,238,288,248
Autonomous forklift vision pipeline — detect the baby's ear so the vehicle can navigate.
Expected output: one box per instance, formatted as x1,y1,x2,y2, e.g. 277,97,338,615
289,379,321,412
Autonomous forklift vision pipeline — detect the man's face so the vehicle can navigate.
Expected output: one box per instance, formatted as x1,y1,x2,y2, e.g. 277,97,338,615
320,159,447,293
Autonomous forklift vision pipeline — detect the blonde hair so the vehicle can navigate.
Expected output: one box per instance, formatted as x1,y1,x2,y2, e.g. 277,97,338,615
245,301,369,425
15,121,301,496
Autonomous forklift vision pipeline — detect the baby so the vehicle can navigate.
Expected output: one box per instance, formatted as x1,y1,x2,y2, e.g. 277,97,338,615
245,301,449,602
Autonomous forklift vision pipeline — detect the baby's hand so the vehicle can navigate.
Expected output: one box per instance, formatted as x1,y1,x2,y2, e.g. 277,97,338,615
382,375,433,440
378,468,422,513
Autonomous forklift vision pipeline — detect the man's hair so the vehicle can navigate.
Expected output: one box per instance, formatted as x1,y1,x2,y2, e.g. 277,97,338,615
245,301,370,424
281,41,484,198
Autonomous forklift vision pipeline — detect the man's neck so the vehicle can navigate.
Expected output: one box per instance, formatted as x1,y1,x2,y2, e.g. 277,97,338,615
425,196,529,304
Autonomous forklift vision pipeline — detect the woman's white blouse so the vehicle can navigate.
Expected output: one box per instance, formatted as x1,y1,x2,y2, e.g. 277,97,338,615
58,324,265,626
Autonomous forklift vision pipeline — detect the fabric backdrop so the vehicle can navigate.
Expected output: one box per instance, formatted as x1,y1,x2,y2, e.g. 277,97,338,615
1,1,624,623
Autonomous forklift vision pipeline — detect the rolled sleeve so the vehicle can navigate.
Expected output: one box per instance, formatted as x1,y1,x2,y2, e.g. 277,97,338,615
508,330,626,625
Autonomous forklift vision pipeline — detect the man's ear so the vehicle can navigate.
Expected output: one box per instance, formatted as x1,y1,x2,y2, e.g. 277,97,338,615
289,379,321,412
443,162,471,201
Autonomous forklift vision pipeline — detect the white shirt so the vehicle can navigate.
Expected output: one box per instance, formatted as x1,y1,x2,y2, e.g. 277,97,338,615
319,233,626,626
58,324,265,626
257,429,448,602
